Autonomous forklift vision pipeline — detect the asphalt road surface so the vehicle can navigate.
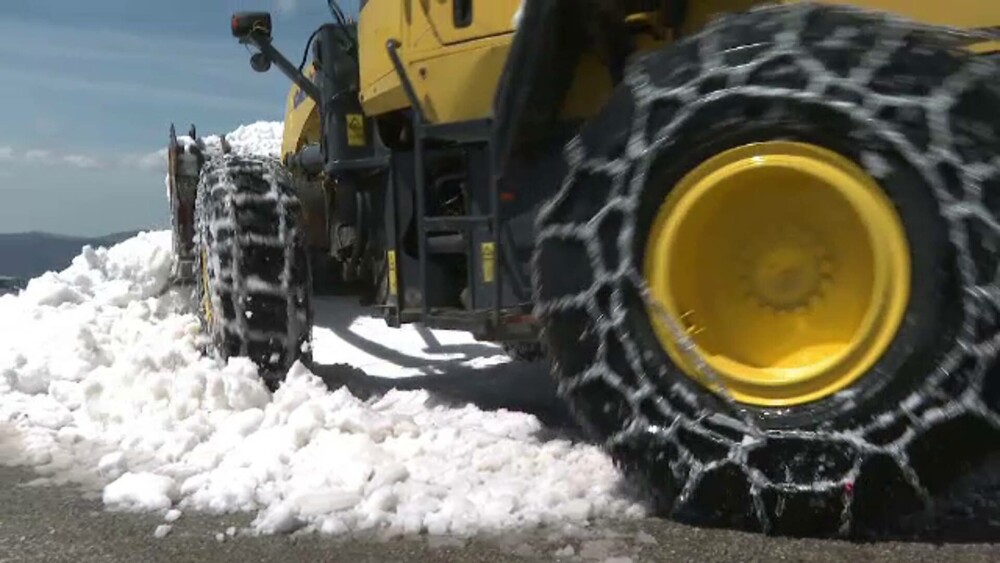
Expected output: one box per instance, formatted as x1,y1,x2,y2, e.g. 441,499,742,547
3,464,1000,563
1,361,999,562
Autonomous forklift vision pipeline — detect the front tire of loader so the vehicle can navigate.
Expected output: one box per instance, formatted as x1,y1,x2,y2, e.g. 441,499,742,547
533,4,1000,537
195,155,313,388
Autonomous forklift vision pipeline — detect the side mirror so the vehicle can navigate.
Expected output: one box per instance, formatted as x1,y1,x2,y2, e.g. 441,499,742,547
231,12,272,41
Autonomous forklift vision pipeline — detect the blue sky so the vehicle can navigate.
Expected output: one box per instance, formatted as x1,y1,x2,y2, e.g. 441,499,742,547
0,0,358,236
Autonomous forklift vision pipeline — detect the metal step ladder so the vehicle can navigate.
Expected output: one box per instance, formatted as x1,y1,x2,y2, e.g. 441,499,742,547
386,41,503,327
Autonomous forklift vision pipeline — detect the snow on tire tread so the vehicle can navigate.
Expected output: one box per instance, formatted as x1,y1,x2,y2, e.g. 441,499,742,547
195,155,312,381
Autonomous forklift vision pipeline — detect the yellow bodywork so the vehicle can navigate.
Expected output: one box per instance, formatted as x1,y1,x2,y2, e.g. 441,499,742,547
809,0,1000,52
281,63,322,164
357,0,519,123
279,0,1000,141
811,0,1000,29
280,0,1000,150
643,142,911,407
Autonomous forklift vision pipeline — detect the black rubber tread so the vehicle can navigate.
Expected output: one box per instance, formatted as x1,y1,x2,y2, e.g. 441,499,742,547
195,155,313,386
533,3,1000,538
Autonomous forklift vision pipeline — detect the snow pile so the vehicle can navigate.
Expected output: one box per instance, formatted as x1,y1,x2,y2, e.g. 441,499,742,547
211,121,284,158
175,120,284,160
0,234,644,535
169,121,284,183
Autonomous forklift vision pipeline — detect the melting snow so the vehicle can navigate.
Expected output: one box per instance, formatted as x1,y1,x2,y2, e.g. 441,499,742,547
167,121,285,196
0,121,644,534
175,121,284,161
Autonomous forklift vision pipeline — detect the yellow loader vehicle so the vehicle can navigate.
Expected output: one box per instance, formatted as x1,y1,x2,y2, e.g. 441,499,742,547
167,0,1000,537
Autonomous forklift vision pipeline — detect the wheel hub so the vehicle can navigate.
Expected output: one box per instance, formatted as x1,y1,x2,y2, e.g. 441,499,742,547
743,226,831,312
642,142,911,407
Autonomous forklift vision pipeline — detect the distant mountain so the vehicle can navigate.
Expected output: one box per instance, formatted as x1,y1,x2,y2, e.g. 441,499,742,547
0,231,141,280
0,276,25,296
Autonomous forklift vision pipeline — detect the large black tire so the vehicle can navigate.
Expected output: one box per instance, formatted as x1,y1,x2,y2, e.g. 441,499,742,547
533,4,1000,537
195,155,313,387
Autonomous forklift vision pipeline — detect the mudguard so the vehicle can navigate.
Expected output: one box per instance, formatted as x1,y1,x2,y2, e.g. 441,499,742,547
166,124,230,281
491,0,585,174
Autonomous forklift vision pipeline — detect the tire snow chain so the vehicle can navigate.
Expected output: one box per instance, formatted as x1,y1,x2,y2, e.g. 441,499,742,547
532,3,1000,535
195,155,304,360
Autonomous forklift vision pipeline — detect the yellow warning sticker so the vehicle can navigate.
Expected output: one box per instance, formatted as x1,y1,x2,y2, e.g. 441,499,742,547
481,242,495,284
387,250,398,296
346,114,366,147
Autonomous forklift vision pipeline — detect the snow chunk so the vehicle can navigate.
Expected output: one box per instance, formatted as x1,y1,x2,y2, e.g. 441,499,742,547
97,452,128,480
555,545,575,557
254,503,303,534
154,524,172,539
104,473,177,512
635,530,657,545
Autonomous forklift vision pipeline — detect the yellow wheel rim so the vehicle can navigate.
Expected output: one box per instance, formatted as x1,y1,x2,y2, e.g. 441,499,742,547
643,141,911,407
200,246,213,325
